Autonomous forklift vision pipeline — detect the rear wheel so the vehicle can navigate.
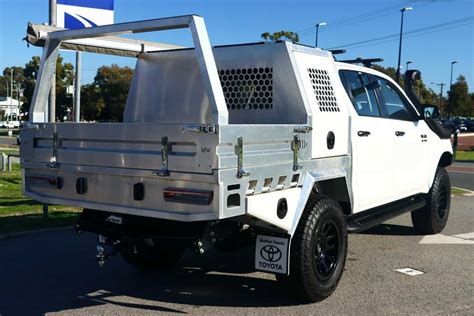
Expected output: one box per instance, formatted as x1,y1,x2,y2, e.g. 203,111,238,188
120,239,185,269
280,195,347,303
411,167,451,234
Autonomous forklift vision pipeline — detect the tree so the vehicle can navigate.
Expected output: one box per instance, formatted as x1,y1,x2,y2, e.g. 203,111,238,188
2,55,74,121
446,75,470,116
81,64,134,122
261,32,271,42
261,31,299,43
470,93,474,116
80,83,105,121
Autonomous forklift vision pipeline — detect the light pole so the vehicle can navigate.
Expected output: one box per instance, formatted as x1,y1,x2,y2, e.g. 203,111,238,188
49,0,57,123
431,82,446,108
315,22,327,47
450,61,458,88
9,68,13,123
396,7,413,83
406,60,413,71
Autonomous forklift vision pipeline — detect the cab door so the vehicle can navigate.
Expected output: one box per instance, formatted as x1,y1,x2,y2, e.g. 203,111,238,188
340,70,396,212
374,76,428,197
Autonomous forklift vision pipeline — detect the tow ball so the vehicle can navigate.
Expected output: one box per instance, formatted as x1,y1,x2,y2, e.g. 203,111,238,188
95,236,123,267
96,245,109,267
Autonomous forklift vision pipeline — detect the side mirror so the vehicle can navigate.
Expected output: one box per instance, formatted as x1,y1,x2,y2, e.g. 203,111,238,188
421,105,441,120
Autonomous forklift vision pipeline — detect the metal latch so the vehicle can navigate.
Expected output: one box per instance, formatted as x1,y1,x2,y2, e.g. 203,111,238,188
47,132,60,168
294,125,313,133
183,124,217,134
236,137,250,178
292,134,302,171
153,136,171,177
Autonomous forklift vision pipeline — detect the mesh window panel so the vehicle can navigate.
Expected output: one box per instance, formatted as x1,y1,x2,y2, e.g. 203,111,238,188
307,68,340,112
218,68,273,110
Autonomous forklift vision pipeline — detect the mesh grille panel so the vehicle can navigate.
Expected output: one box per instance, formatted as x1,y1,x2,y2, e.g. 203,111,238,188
308,68,340,112
218,68,273,110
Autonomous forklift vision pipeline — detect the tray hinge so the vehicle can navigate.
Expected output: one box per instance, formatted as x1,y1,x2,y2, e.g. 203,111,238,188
236,137,250,178
153,136,171,177
292,134,302,171
47,132,60,168
182,124,217,134
294,125,312,134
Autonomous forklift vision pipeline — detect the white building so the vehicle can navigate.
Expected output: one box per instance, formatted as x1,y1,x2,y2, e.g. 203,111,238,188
0,96,22,119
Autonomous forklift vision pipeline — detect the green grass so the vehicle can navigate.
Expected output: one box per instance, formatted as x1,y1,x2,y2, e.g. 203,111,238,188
0,163,80,235
451,187,472,196
456,151,474,161
0,147,19,156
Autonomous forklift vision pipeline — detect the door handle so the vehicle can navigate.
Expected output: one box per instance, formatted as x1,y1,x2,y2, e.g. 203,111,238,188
357,131,371,137
395,131,405,136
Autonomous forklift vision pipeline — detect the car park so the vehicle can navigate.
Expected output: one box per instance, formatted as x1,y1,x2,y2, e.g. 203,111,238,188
20,15,455,303
440,118,460,134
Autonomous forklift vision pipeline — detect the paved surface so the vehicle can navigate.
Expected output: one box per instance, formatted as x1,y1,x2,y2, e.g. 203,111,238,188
0,136,16,146
448,162,474,191
457,133,474,151
0,197,473,315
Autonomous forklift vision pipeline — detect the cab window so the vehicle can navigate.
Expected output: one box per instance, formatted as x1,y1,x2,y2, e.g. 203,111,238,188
375,77,417,121
339,70,380,117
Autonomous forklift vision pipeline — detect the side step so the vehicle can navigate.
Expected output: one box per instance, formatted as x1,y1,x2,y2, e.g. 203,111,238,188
346,195,426,233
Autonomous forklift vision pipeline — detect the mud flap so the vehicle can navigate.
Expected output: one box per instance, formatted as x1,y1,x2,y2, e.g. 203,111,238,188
255,234,290,275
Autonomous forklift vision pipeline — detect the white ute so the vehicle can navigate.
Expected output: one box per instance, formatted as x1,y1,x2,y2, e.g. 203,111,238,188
21,15,455,302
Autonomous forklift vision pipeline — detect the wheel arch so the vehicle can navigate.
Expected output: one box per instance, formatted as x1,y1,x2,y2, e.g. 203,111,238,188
438,151,453,168
289,170,351,236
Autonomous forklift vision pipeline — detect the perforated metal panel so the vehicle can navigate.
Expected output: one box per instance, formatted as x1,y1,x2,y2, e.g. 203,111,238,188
307,68,340,112
218,68,273,110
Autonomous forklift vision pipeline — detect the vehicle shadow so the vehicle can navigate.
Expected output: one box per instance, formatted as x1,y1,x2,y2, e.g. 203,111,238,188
359,223,418,236
0,230,301,315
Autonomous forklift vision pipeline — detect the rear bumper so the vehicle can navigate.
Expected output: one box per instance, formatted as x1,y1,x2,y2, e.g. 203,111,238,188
22,166,220,222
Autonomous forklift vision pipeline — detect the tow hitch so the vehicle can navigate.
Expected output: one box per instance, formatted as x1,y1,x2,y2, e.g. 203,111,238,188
95,235,123,267
96,245,108,267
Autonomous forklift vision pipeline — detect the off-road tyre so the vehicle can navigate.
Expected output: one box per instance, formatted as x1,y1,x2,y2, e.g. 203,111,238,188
411,167,451,234
120,239,185,269
281,195,347,303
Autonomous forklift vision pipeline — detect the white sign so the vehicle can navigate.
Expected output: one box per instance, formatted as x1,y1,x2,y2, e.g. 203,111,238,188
56,0,114,29
255,235,289,274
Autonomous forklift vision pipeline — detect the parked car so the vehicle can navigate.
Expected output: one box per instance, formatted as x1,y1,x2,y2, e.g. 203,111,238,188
463,119,474,132
440,119,459,134
452,118,468,133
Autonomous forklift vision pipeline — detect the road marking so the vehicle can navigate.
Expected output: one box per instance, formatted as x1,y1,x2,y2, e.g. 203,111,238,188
453,232,474,240
419,233,474,244
452,187,474,196
395,268,424,276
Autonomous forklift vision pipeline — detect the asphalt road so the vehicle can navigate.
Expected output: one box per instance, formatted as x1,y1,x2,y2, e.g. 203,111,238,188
0,196,472,315
448,162,474,191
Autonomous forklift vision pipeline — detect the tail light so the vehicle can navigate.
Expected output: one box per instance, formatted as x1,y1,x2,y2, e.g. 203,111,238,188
26,176,63,189
163,187,213,205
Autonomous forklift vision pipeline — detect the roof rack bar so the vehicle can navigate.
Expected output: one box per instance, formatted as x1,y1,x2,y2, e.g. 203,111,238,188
330,49,346,55
340,57,384,67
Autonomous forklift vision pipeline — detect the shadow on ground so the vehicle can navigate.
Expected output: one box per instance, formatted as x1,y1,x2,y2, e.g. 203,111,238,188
0,230,302,315
359,223,418,236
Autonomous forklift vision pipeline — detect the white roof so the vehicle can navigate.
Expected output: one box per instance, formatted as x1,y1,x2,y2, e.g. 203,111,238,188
0,97,23,107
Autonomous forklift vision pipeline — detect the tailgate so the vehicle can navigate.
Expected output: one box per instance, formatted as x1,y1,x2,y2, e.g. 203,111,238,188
20,122,218,175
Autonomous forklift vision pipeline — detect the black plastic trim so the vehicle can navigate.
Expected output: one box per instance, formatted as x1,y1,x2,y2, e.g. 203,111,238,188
346,195,426,233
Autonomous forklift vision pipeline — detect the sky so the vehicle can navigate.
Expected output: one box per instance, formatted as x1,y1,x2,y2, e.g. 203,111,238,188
0,0,473,94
